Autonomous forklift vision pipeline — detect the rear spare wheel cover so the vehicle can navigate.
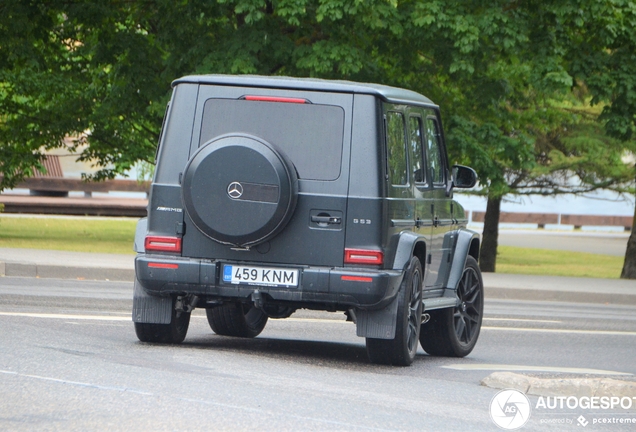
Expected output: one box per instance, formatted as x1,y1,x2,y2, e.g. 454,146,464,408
182,134,298,246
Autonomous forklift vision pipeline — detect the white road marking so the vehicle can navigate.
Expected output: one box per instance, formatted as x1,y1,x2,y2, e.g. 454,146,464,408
2,312,635,337
0,369,153,394
0,369,393,431
483,318,562,323
66,322,128,327
191,316,350,324
287,318,349,324
0,312,129,321
0,313,348,325
482,326,636,336
442,364,633,376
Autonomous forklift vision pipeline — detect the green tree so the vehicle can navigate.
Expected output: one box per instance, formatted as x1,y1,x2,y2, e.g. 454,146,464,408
527,0,636,279
623,189,636,278
0,0,404,187
387,0,636,275
1,0,635,277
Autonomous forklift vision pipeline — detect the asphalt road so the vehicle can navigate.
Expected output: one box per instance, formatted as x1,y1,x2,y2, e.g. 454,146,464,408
1,277,636,431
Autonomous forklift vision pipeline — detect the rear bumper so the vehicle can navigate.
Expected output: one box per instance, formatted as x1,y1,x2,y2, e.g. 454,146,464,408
135,254,403,309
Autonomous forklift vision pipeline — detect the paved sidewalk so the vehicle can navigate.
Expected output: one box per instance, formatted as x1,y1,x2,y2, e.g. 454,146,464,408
0,247,634,305
0,247,134,282
482,272,636,305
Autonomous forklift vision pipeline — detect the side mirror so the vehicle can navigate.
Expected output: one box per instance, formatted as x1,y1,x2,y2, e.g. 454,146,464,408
452,165,478,189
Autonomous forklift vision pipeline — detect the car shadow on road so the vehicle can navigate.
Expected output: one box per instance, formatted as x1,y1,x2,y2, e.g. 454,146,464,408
183,335,371,366
178,335,444,370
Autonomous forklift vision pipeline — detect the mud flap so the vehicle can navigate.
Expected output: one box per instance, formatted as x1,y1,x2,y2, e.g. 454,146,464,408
132,279,172,324
355,293,400,339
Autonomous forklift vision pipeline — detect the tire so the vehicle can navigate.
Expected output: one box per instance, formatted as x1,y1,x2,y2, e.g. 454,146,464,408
134,299,191,344
182,134,298,247
206,302,268,338
366,257,423,366
420,256,483,357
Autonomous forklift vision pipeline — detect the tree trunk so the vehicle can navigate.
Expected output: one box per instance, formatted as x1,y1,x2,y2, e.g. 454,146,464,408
479,195,502,272
620,192,636,279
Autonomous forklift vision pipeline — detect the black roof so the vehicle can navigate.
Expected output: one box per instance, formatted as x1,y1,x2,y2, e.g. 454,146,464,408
173,74,436,106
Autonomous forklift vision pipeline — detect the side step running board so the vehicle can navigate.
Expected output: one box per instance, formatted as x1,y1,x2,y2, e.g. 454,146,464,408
423,297,458,311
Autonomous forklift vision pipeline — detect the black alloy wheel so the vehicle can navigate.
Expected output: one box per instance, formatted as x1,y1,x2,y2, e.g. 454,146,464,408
406,259,423,355
453,259,482,345
419,256,483,357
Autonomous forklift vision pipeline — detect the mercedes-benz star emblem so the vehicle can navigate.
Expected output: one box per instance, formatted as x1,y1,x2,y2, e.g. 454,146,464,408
227,181,244,199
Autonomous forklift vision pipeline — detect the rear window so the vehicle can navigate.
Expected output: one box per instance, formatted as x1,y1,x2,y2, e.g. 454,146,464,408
200,99,345,181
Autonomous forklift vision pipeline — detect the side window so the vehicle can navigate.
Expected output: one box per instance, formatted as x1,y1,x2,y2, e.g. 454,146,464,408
386,112,408,186
155,103,170,163
425,117,445,186
408,116,425,184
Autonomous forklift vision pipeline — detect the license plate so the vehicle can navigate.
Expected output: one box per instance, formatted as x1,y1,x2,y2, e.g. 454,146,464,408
222,264,299,287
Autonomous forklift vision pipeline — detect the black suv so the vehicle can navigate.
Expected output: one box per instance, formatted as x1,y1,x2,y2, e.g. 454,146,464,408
133,75,483,366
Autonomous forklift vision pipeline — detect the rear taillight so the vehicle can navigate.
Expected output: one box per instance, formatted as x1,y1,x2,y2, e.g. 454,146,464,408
148,262,179,269
243,95,307,104
341,275,373,282
344,248,383,265
144,236,182,253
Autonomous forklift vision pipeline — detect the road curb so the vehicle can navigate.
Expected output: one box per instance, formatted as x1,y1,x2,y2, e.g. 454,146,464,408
484,286,636,306
1,261,134,282
482,372,636,398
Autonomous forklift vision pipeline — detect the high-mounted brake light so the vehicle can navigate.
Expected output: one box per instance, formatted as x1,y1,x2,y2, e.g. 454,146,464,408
145,236,182,253
344,248,383,265
244,95,307,104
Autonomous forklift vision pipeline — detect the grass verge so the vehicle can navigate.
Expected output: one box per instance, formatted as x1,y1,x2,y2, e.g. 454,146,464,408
0,217,625,278
0,216,137,255
497,246,624,279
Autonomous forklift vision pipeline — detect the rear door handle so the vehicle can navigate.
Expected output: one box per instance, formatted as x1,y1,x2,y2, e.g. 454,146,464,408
311,216,342,224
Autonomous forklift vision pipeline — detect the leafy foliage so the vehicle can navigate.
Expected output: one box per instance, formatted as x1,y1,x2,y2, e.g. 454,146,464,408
1,0,635,274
